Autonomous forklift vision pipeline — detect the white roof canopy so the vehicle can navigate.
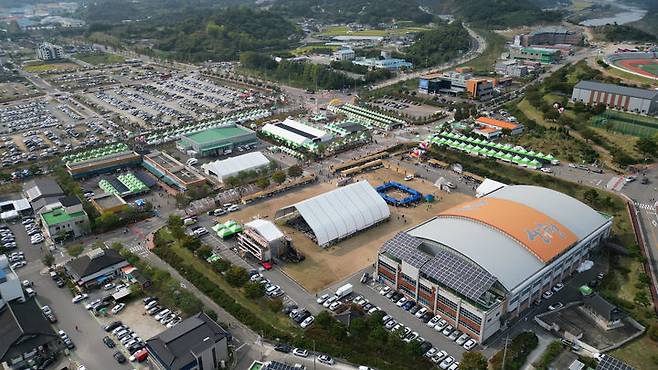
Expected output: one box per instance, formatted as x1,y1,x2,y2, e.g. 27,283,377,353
245,219,284,242
201,152,270,181
278,180,390,246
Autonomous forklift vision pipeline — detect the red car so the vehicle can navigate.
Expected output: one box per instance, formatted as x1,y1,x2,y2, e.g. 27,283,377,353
261,261,273,270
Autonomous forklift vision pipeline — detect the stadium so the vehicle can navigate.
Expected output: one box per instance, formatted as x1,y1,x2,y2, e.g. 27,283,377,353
605,51,658,81
375,185,613,342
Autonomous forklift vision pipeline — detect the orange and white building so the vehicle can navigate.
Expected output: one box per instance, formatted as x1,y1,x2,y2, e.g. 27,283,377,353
375,185,613,343
475,117,524,137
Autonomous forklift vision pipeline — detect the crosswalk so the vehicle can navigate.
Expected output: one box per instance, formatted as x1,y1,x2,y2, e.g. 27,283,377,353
635,202,656,211
128,244,150,257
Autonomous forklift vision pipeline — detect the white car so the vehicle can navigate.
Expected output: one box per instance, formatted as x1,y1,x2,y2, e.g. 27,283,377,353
379,286,391,295
323,296,337,308
227,205,240,212
316,294,330,304
300,315,315,328
72,293,88,303
329,301,341,311
111,303,126,314
552,283,565,292
456,333,470,345
415,307,427,318
427,316,441,328
317,354,335,365
440,357,455,369
463,339,477,350
155,309,171,320
395,297,407,307
540,167,552,173
85,299,102,310
292,348,308,358
542,291,554,299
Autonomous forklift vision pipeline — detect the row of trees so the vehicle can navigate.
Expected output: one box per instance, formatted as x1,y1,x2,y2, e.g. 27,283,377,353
404,23,471,68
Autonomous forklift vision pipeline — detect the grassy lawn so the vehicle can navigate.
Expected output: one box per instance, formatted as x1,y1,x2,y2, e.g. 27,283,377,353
517,99,558,128
506,129,592,163
23,62,78,73
165,239,300,333
612,335,658,369
458,28,507,72
291,44,339,56
590,127,641,157
73,52,125,65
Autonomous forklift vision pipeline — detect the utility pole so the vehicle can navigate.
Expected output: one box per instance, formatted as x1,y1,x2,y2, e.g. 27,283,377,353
313,340,316,370
501,334,510,370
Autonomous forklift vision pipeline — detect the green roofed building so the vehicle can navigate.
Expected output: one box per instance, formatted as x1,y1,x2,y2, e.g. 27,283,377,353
176,124,258,158
39,196,90,241
509,47,560,64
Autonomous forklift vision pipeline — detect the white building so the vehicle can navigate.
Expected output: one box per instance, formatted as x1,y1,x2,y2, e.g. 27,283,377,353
237,219,289,262
261,118,332,148
0,255,24,308
201,151,271,183
375,185,613,342
36,43,64,61
332,47,355,61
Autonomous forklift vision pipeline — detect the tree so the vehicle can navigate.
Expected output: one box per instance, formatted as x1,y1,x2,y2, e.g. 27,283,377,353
256,177,270,189
225,266,249,287
460,352,488,370
204,309,218,321
634,291,650,307
272,170,286,184
67,244,85,257
636,137,657,157
288,165,303,177
196,245,213,259
244,282,265,298
41,253,55,267
583,189,599,205
168,215,185,240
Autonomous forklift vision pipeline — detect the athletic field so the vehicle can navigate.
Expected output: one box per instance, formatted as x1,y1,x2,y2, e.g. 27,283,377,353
591,111,658,138
617,58,658,79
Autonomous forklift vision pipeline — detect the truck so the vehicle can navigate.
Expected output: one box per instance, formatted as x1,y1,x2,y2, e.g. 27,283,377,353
335,283,353,299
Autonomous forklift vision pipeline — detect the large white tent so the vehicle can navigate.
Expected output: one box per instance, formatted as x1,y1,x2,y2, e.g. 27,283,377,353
276,180,390,246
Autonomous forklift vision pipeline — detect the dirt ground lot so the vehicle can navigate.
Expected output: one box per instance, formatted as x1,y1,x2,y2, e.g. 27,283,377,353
96,300,165,341
219,164,472,292
0,82,40,101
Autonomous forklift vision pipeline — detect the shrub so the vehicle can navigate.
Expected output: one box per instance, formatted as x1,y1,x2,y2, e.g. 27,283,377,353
490,331,539,370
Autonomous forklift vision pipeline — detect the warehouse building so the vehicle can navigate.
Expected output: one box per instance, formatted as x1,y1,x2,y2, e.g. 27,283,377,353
516,27,583,47
261,118,332,148
143,151,207,193
509,47,560,64
418,72,493,100
375,185,613,342
64,143,142,179
201,152,271,183
237,219,290,262
176,124,258,158
571,80,658,115
275,180,390,247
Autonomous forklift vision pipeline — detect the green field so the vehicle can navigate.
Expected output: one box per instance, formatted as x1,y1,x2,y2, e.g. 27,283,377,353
23,62,79,73
291,44,339,56
638,62,658,77
73,52,125,65
591,111,658,138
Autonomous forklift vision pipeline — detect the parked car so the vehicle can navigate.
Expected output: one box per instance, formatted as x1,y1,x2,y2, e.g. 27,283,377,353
111,303,126,314
103,336,116,348
317,355,335,365
72,294,88,303
292,348,308,358
113,351,126,363
274,344,291,353
552,283,564,292
316,294,330,304
103,321,122,332
548,302,564,311
542,291,554,299
463,339,477,350
300,316,315,328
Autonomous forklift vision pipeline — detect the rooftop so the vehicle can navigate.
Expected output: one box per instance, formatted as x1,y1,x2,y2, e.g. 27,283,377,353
184,125,253,145
574,80,658,100
65,247,127,279
41,207,86,226
147,312,229,370
0,297,58,362
476,116,522,130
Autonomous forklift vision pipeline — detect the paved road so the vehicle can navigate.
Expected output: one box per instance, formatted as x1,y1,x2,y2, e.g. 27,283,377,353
10,221,129,370
370,23,487,90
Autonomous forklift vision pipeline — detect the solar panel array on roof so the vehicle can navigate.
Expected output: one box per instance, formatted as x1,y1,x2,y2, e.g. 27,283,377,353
264,361,300,370
381,232,430,268
380,232,498,302
422,249,497,302
108,178,129,194
596,355,636,370
133,170,158,188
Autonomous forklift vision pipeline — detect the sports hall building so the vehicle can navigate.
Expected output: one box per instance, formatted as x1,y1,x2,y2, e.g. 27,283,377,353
375,185,613,342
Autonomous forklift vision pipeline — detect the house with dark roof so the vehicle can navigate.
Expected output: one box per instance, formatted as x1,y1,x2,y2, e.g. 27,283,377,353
64,247,129,288
23,178,64,213
146,312,229,370
0,297,60,369
582,294,626,330
596,354,636,370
